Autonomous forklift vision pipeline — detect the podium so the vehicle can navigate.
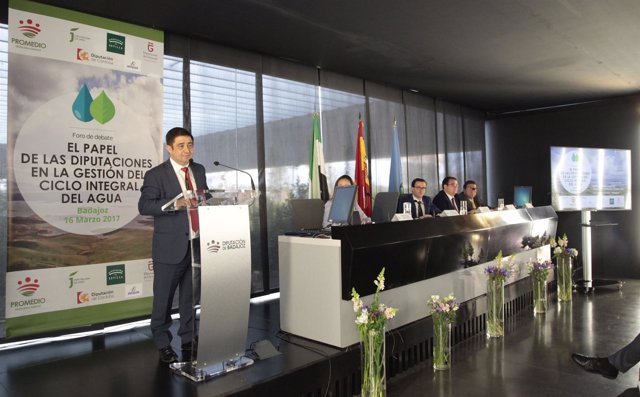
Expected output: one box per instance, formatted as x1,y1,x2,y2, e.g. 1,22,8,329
162,188,256,382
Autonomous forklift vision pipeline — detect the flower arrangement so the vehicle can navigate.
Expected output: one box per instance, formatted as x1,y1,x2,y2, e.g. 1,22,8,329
550,234,576,302
351,268,398,332
550,234,579,258
428,294,459,370
528,260,553,314
528,259,553,282
351,268,398,397
484,250,512,338
483,250,513,283
428,294,459,322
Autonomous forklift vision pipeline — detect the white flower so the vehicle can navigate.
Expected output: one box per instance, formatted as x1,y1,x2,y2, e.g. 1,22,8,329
352,297,363,313
384,307,397,320
374,277,385,291
554,247,562,255
356,308,369,325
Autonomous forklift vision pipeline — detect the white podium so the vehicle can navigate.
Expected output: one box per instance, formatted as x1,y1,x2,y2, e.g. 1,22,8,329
163,189,256,381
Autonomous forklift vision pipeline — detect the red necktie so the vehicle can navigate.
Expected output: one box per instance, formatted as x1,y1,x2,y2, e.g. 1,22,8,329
181,167,199,232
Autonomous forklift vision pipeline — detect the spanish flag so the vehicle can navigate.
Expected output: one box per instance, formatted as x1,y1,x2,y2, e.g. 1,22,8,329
355,115,372,216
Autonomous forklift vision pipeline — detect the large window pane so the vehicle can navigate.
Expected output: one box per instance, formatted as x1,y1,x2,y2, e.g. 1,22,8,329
405,92,439,197
320,87,366,187
263,74,317,289
190,60,263,292
366,82,406,196
162,56,183,135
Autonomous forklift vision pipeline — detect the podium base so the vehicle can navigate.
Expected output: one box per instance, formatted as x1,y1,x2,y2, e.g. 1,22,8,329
170,356,254,382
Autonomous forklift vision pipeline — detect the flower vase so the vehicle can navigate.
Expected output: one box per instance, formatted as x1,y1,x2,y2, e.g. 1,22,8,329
360,326,386,397
432,313,451,370
532,278,547,314
556,255,573,302
486,278,504,338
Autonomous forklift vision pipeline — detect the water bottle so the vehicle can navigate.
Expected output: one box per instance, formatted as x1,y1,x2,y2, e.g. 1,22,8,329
459,200,467,215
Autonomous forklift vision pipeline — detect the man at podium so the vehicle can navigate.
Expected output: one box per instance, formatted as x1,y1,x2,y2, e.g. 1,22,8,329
138,127,209,364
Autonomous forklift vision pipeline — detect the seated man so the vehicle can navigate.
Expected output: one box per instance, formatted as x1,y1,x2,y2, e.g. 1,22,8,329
322,175,370,227
456,180,483,212
433,176,459,213
396,178,440,218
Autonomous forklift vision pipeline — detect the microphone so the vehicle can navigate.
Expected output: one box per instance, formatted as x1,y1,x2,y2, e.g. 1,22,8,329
213,161,256,191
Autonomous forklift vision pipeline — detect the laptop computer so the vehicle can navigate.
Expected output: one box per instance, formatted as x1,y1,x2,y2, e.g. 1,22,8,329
289,199,325,230
371,192,400,223
327,185,358,226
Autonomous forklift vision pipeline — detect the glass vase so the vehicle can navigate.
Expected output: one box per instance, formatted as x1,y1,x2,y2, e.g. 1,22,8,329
360,326,386,397
432,313,452,370
486,278,504,338
532,278,548,314
556,255,573,302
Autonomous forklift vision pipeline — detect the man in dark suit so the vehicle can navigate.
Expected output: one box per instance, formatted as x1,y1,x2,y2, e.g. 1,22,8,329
396,178,440,218
138,127,209,364
433,176,459,212
456,180,483,213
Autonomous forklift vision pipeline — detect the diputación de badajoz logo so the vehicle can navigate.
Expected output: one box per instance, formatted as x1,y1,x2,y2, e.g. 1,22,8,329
18,19,41,38
207,239,246,254
72,83,116,124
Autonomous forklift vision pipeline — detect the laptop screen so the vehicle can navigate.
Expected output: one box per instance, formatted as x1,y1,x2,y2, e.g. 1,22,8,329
328,185,357,225
372,192,400,223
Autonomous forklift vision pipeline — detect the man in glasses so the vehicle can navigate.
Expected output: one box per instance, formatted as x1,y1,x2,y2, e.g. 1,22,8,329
396,177,440,218
456,180,483,213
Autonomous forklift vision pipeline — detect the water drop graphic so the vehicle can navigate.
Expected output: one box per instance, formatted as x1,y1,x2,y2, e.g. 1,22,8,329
89,91,116,124
72,84,94,122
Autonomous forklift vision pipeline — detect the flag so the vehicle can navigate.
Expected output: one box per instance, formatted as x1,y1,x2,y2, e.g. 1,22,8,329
309,113,329,201
355,115,372,216
388,119,403,193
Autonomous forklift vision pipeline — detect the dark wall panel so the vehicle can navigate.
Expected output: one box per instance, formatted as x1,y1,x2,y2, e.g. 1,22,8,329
486,95,640,279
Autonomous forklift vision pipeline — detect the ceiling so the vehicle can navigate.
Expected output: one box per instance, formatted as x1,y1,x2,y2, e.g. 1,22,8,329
12,0,640,113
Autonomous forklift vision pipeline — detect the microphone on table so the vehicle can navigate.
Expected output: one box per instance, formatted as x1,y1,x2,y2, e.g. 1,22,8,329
213,161,256,191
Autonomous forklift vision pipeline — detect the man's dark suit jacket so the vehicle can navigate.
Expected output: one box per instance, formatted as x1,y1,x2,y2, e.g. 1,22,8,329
396,194,440,218
138,160,209,265
433,190,458,212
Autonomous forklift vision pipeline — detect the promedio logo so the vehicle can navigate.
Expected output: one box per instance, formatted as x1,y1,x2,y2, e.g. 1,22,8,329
106,264,125,285
106,33,125,54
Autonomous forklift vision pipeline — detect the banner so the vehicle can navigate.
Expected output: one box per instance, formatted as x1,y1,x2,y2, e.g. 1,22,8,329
5,0,164,337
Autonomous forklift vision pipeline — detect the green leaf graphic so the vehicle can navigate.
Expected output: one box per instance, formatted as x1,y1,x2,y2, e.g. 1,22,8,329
89,91,116,124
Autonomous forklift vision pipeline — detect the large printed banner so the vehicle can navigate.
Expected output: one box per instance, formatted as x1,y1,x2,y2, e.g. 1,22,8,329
5,0,164,337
